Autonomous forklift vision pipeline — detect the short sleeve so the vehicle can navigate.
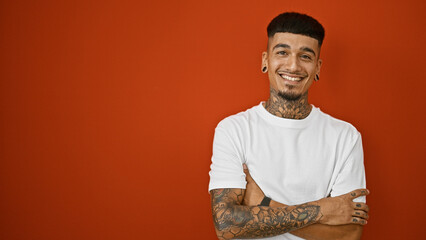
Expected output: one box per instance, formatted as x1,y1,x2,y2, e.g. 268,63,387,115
208,122,246,192
330,132,366,203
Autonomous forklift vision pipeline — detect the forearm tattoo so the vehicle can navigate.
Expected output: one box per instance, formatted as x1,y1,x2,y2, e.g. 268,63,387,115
211,189,321,239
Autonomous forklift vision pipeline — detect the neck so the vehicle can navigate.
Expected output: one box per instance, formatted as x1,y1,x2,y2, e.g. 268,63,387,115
263,88,312,119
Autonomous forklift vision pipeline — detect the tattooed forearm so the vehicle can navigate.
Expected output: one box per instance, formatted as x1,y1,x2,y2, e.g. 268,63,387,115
211,189,321,239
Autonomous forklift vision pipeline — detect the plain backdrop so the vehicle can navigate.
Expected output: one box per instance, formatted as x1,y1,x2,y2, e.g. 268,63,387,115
1,0,425,239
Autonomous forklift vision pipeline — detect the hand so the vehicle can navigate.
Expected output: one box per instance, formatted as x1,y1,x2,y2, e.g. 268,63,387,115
316,189,370,226
242,164,265,206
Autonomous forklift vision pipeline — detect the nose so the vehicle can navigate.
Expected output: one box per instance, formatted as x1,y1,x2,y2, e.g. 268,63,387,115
285,55,301,72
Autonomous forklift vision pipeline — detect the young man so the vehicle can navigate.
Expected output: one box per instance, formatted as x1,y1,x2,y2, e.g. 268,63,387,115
208,12,369,240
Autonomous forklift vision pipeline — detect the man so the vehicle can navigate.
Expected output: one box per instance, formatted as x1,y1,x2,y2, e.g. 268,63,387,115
208,12,369,240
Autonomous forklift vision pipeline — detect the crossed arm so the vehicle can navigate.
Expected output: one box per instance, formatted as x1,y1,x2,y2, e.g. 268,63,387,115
210,171,369,240
211,188,322,239
211,188,368,240
241,167,367,240
268,198,364,240
270,196,363,240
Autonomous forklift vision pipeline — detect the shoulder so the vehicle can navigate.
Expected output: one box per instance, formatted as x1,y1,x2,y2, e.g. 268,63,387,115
315,107,361,141
215,104,259,132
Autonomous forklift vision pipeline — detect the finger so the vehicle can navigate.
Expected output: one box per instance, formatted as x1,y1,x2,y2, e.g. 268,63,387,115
351,217,367,225
353,202,370,213
243,165,254,181
353,211,369,220
347,189,369,200
243,166,249,175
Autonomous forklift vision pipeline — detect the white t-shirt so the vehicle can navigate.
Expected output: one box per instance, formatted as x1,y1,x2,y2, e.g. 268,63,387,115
208,102,366,240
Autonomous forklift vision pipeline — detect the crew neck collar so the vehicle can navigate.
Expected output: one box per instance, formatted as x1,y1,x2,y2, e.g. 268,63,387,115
255,101,318,128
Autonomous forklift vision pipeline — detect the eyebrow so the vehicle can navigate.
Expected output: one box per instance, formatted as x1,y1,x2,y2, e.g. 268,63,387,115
272,43,290,50
300,47,316,57
272,44,317,57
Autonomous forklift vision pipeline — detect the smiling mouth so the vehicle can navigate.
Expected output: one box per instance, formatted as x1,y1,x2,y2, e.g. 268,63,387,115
279,74,305,82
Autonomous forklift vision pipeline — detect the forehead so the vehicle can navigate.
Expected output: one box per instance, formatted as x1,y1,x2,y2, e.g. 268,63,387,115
268,32,320,53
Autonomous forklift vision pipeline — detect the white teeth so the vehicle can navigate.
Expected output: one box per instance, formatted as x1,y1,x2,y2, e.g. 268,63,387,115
280,75,302,81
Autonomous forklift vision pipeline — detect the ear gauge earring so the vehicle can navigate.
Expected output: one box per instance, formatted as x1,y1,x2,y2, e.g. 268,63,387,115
262,66,267,73
315,74,320,81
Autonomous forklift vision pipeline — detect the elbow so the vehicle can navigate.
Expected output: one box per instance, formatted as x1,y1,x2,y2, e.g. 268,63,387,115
214,228,231,240
212,216,236,240
214,229,240,240
212,210,247,240
211,203,250,239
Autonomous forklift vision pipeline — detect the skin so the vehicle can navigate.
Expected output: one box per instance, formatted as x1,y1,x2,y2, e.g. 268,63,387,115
211,186,369,240
211,188,322,239
210,32,370,239
261,32,322,119
243,165,368,240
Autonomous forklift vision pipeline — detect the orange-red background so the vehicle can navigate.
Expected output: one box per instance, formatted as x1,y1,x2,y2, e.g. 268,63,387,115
1,0,425,239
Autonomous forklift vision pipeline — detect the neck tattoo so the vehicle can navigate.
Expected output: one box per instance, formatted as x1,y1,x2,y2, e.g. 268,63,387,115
263,88,312,120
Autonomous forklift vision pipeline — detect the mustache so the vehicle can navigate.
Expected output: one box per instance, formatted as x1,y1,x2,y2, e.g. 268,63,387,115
277,71,308,77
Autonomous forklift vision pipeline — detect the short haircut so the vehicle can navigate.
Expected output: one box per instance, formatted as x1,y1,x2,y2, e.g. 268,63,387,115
267,12,325,47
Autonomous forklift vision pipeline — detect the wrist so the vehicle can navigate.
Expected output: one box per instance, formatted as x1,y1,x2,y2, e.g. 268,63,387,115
312,200,324,223
258,196,271,206
270,200,288,208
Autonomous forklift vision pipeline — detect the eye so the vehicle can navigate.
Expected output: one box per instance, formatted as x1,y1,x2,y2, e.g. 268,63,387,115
300,54,312,60
277,51,288,56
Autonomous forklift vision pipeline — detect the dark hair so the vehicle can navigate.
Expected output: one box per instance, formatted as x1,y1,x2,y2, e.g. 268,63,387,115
267,12,325,47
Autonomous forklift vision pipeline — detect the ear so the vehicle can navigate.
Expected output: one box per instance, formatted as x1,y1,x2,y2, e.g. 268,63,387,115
316,58,323,76
261,51,268,71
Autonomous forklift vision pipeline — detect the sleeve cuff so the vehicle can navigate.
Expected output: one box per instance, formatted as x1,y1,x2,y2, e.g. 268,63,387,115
208,180,246,193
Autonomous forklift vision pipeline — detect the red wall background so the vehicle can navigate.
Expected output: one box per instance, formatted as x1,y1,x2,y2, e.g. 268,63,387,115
1,0,425,239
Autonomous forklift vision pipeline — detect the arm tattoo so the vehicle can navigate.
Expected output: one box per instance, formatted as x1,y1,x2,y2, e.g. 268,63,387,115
211,189,321,239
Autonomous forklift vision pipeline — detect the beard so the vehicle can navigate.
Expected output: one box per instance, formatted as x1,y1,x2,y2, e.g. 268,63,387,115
277,87,303,101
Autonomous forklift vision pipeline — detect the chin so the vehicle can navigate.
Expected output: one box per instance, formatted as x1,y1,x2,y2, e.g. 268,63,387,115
278,90,303,101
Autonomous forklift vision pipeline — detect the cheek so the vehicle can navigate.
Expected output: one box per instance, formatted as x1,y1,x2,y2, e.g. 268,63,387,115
268,57,282,69
267,72,278,86
305,62,319,74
